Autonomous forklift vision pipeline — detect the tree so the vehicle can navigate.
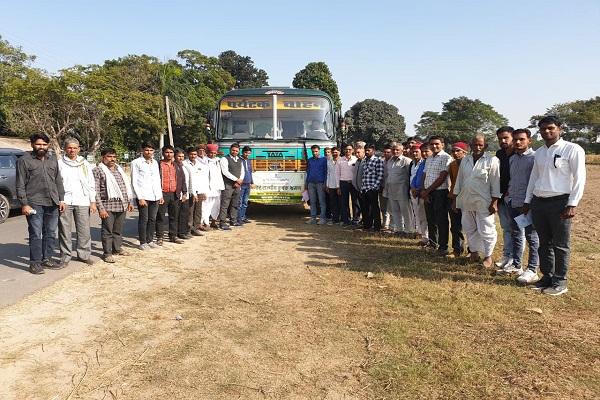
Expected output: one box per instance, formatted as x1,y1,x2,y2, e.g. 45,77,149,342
414,96,508,144
530,97,600,142
344,99,406,147
292,62,342,111
0,35,37,135
218,50,268,89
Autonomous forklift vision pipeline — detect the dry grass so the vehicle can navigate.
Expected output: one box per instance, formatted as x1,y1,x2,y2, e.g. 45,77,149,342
1,167,599,399
586,154,600,165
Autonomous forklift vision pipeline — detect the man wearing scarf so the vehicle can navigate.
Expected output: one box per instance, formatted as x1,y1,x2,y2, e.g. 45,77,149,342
93,148,134,263
58,138,97,266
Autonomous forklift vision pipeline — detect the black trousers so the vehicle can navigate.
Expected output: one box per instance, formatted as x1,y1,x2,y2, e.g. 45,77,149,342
531,195,571,285
327,188,342,223
449,208,465,253
137,200,159,244
156,192,180,240
424,189,449,251
219,184,241,223
340,180,360,224
361,189,381,230
178,196,190,236
101,211,125,256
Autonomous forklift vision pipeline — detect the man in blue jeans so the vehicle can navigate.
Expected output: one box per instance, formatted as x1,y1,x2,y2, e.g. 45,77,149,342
305,144,328,225
237,146,254,224
16,133,66,274
500,128,540,282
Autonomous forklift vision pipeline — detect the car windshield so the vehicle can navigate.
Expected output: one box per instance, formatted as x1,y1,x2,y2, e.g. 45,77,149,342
218,96,334,140
0,155,17,169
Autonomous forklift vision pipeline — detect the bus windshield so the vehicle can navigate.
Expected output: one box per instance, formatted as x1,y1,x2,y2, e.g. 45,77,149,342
218,96,334,141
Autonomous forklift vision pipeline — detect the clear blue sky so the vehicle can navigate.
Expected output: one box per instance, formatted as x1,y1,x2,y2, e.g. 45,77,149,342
2,0,599,135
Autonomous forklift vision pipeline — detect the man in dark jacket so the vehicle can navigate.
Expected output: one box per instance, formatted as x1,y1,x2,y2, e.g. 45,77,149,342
16,133,65,274
156,145,187,244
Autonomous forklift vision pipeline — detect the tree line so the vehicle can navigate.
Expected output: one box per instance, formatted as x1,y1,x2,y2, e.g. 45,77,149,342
1,35,598,154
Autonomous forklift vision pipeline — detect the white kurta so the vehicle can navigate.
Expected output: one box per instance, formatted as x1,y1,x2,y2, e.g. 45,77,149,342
201,157,225,224
454,153,501,257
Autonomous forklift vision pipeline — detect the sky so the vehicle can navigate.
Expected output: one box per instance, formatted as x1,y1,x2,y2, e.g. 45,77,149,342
1,0,599,135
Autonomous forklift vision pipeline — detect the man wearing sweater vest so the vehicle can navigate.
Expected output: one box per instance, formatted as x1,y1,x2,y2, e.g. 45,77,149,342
218,143,245,230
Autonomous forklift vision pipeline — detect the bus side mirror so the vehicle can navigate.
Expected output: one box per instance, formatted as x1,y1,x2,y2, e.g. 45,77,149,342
206,110,217,129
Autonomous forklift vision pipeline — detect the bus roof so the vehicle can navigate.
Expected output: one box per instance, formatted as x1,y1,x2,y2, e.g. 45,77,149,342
222,87,332,100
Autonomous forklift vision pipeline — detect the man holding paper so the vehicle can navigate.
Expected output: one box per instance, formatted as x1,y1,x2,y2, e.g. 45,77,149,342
523,116,586,296
500,129,539,283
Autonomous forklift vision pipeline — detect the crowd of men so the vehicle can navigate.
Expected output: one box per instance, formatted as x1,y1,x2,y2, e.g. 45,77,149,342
16,137,254,272
16,115,585,296
304,116,586,296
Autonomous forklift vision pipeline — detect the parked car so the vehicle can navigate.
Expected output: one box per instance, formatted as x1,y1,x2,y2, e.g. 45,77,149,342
0,148,25,223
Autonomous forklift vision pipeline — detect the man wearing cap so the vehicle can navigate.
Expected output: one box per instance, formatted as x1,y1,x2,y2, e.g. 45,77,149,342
448,141,468,258
453,134,501,268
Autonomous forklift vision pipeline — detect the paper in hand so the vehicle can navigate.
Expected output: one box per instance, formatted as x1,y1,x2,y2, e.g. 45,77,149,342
514,213,533,229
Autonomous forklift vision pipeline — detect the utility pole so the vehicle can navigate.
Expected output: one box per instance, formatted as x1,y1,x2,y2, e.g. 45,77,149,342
165,96,174,146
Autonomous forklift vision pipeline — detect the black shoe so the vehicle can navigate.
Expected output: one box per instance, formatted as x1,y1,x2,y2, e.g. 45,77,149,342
29,263,45,274
220,224,231,231
231,221,242,227
178,234,192,240
242,218,251,224
169,237,185,244
436,249,449,257
529,276,552,291
190,230,203,237
42,259,66,270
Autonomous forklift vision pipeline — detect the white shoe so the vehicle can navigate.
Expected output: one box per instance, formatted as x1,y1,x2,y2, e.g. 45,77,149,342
495,256,513,268
496,263,522,275
138,243,149,251
517,269,539,284
148,242,159,249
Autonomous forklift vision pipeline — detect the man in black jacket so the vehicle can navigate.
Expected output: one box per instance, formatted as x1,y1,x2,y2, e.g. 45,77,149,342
16,133,65,274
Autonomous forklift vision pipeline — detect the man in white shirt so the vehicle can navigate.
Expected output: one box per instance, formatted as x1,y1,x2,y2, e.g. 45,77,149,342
523,116,586,296
326,147,342,225
453,134,501,268
184,146,209,234
380,144,394,231
218,143,246,230
130,142,163,250
58,137,97,266
203,144,225,228
338,143,359,225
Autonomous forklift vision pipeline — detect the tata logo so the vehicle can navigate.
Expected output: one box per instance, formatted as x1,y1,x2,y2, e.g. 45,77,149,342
266,151,286,158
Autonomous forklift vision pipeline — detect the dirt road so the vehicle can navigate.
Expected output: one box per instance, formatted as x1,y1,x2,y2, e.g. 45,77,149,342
0,205,385,399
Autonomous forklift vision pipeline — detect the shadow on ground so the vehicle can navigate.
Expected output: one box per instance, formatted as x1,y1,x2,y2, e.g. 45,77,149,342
249,203,517,287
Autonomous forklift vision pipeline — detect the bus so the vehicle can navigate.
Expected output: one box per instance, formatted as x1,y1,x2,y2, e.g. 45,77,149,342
209,87,339,205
